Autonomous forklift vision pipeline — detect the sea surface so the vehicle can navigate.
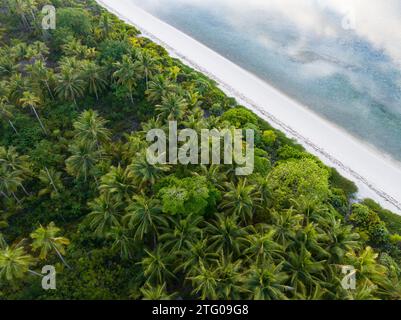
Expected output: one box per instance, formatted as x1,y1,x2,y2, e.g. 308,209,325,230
130,0,401,163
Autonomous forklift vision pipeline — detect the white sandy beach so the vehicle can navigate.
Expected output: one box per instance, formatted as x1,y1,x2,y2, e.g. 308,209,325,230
96,0,401,214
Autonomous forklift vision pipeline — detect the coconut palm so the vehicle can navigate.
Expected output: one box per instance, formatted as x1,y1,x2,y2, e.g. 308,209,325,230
140,247,175,284
271,208,303,246
38,167,63,198
25,60,54,99
140,283,177,300
345,246,387,288
113,55,140,103
26,41,49,60
244,262,292,300
205,213,248,256
128,154,169,189
99,165,133,201
83,62,107,100
30,222,71,268
19,91,47,134
87,194,123,237
0,244,36,282
323,216,360,263
107,226,134,260
8,73,27,104
73,109,111,147
0,97,18,134
136,51,159,89
159,214,203,252
188,261,220,300
215,254,244,299
220,179,260,225
124,195,167,241
146,75,175,104
65,142,102,182
156,93,187,121
244,228,283,266
0,146,31,182
55,67,85,105
0,164,23,202
176,239,218,274
284,246,326,294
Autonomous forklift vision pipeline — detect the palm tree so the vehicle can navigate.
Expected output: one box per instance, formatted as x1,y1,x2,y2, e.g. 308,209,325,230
284,246,326,294
19,91,47,134
0,146,31,188
345,246,387,288
98,13,111,39
244,228,283,266
73,109,111,147
30,222,71,269
140,247,175,284
0,147,31,198
83,62,107,100
271,208,303,246
113,55,140,104
136,51,159,89
100,165,133,202
176,239,218,274
38,167,63,198
10,0,31,29
25,60,54,99
87,194,123,237
215,254,244,299
0,244,36,282
107,227,134,260
0,97,18,134
159,214,203,252
323,216,360,263
65,142,102,182
128,154,169,189
244,262,292,300
140,283,176,300
0,164,23,202
55,67,85,105
146,75,175,104
205,213,248,256
188,261,220,300
220,179,260,225
8,73,27,103
124,194,167,241
156,93,187,121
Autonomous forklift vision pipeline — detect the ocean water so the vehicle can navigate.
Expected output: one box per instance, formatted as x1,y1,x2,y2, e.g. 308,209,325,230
130,0,401,163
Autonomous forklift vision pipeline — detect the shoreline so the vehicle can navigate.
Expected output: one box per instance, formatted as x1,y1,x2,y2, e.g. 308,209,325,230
96,0,401,214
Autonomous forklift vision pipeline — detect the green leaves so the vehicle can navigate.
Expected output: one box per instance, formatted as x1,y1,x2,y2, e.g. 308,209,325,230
158,176,216,216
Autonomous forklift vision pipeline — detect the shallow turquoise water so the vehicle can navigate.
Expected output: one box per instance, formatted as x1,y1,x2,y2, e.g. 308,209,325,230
131,0,401,162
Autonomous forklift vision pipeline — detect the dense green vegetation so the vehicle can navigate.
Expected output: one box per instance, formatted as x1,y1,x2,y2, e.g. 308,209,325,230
1,0,401,300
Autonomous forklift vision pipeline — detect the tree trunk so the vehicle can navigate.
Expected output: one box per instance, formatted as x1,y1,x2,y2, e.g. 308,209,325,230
8,120,18,134
28,269,43,277
0,191,9,199
45,166,58,194
45,80,54,99
11,192,21,204
31,106,47,134
21,184,30,196
52,243,72,269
